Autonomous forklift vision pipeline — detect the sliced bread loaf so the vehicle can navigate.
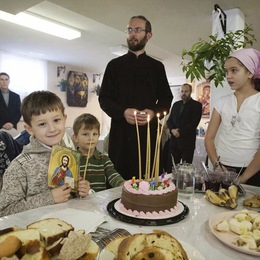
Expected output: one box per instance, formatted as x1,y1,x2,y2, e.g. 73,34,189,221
27,218,74,246
115,230,188,260
0,228,40,245
0,236,22,258
131,247,175,260
58,231,92,260
0,226,20,236
79,239,99,260
145,230,188,260
21,245,50,260
116,233,146,260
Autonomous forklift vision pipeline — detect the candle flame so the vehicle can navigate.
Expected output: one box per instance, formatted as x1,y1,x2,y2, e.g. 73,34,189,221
163,111,167,116
157,113,160,118
134,111,137,116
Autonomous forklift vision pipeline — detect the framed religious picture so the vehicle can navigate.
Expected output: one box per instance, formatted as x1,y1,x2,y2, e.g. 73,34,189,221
196,82,210,118
66,71,88,107
48,145,81,193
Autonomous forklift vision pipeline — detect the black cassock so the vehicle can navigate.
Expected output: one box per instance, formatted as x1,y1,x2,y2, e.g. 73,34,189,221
99,51,173,180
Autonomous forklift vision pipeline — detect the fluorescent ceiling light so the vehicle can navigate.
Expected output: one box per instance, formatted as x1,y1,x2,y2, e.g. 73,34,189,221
110,45,128,56
0,10,81,40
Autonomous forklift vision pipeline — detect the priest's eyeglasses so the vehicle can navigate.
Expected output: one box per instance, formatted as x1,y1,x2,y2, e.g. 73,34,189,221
125,27,146,34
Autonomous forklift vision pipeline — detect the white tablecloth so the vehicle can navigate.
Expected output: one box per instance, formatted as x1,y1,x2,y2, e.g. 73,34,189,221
0,185,259,260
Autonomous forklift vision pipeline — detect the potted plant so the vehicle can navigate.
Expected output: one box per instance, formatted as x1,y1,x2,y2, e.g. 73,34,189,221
181,24,256,87
59,79,68,92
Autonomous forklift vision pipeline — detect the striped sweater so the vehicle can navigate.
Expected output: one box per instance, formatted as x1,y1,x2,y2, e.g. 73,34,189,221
79,149,125,192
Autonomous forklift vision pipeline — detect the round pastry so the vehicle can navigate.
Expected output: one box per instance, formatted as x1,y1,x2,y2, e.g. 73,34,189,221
0,235,22,258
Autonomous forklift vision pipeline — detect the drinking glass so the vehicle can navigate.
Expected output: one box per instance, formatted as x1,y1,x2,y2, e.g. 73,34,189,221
176,163,195,196
204,170,223,192
194,170,204,191
221,168,237,189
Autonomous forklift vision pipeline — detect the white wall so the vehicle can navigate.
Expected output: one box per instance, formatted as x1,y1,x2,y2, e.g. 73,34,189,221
17,61,105,135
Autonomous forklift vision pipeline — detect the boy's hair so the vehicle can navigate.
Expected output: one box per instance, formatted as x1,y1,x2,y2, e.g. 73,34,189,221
0,72,10,79
73,113,100,135
21,91,65,126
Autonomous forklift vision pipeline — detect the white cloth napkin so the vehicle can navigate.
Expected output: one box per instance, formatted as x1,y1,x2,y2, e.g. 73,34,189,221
40,208,109,233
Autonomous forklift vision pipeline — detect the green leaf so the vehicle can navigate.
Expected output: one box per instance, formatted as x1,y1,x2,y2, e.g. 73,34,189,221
181,24,256,87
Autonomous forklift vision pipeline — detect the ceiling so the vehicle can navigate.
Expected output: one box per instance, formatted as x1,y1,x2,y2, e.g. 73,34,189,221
0,0,259,80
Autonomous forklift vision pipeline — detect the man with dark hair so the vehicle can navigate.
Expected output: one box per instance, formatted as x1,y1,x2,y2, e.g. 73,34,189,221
0,72,21,136
99,15,173,180
166,83,202,169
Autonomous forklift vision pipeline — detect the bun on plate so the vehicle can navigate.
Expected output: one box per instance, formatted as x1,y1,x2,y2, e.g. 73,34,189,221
104,230,188,260
0,236,22,258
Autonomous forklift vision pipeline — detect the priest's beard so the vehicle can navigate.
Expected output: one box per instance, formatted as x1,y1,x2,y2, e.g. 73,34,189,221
127,35,148,52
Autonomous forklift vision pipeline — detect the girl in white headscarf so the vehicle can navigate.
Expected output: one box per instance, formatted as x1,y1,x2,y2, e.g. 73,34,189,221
205,48,260,186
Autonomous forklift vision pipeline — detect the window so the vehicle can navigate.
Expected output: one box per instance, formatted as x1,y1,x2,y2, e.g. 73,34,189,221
0,51,47,100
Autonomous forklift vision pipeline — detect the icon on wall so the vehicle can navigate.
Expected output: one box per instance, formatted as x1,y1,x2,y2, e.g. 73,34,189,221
197,82,210,118
92,73,102,96
66,71,88,107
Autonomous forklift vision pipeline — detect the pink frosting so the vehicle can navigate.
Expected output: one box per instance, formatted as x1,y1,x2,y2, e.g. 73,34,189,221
118,201,179,218
124,180,176,195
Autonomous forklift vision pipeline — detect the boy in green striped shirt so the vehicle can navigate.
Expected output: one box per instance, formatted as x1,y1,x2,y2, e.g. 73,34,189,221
73,113,125,192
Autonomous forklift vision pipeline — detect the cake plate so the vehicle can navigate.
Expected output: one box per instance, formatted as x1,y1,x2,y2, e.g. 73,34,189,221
107,198,189,226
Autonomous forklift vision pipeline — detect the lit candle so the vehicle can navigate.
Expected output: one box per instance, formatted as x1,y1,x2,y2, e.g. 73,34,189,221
155,112,167,183
159,112,167,141
151,113,160,179
134,111,142,180
145,114,151,180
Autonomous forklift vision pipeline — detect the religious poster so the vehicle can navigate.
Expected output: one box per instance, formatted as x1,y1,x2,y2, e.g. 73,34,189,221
66,71,88,107
197,82,210,118
92,73,102,96
48,145,80,193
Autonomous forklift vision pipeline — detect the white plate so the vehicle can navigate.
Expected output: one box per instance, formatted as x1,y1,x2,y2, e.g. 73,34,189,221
99,240,205,260
181,241,205,260
209,211,260,256
40,208,109,233
114,199,184,220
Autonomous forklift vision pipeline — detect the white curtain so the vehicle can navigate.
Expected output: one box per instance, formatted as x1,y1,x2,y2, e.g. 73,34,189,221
0,51,47,100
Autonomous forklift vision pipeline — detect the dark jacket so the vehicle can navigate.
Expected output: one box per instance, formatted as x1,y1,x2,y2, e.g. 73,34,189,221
167,98,202,150
0,90,21,129
0,131,23,177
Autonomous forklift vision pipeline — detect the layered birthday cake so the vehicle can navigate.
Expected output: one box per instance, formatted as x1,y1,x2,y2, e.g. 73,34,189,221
119,177,178,218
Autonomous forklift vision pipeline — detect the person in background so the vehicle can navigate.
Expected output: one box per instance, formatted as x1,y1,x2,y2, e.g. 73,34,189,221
205,48,260,186
73,113,125,192
0,91,90,217
166,83,202,170
99,15,173,180
0,72,21,136
0,131,23,189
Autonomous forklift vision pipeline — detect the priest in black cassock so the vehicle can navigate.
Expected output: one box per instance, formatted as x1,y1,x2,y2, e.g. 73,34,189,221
99,15,173,180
